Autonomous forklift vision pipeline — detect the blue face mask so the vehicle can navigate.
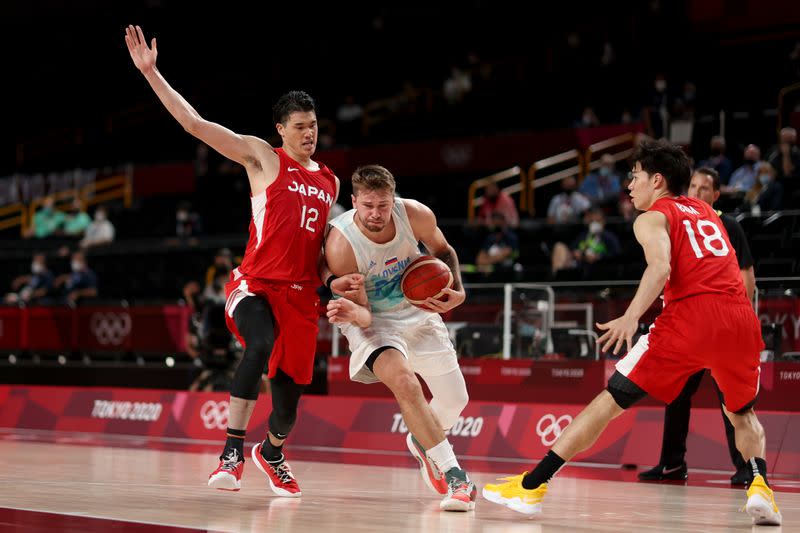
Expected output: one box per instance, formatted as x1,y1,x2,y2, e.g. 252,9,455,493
759,174,771,186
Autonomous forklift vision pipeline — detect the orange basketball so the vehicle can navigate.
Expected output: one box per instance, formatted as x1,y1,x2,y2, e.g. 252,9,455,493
401,255,453,308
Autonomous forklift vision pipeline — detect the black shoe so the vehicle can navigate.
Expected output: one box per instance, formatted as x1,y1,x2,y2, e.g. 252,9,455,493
730,467,753,486
638,463,688,481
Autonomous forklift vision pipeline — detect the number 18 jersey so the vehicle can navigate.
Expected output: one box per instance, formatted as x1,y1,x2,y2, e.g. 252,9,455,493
236,148,337,284
648,196,746,305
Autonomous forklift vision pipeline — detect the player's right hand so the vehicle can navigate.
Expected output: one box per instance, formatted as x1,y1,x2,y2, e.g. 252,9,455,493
125,25,157,74
330,273,366,304
327,298,371,327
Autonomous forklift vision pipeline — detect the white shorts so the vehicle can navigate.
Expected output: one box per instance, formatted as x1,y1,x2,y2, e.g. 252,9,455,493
339,311,459,384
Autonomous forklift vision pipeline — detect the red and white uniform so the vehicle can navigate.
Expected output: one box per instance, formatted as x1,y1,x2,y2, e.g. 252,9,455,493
616,196,763,411
224,148,337,384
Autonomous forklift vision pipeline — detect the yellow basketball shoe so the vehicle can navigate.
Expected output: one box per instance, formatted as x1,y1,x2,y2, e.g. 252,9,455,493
744,474,781,526
482,473,547,515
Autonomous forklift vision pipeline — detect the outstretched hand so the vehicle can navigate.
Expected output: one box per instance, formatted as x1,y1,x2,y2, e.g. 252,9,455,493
596,314,639,355
124,25,157,74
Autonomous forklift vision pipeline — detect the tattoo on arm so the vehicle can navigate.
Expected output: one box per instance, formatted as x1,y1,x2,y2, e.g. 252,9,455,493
434,247,463,291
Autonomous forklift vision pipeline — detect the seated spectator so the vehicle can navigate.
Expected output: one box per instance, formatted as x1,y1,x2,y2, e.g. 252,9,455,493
477,182,519,228
574,106,600,128
546,176,591,225
767,127,800,180
335,95,364,145
176,201,202,239
4,253,54,305
204,248,234,294
23,196,65,239
79,205,116,249
54,251,98,306
62,197,92,238
743,162,784,213
580,154,622,206
697,135,733,184
443,65,472,106
475,212,519,274
723,144,760,193
551,208,621,277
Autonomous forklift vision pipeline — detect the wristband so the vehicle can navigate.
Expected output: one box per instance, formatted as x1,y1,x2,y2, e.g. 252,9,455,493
325,274,338,290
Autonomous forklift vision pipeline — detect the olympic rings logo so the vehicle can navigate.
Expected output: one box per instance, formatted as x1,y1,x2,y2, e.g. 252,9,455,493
535,414,573,446
200,400,229,430
90,312,132,346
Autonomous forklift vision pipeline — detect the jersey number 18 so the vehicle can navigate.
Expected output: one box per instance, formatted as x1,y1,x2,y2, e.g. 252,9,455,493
682,219,729,258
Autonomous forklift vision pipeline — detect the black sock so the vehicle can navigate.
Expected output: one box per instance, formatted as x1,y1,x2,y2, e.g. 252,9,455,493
522,450,565,489
221,427,246,461
261,436,284,464
750,457,769,486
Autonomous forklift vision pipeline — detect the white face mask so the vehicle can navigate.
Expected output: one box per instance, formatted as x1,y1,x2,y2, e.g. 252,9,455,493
71,261,82,272
31,262,44,274
589,221,603,234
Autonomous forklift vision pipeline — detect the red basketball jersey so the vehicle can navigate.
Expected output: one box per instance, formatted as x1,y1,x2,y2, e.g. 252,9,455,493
236,148,337,284
648,196,746,305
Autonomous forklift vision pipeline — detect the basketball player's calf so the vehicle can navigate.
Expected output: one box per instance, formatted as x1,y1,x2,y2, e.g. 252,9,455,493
370,349,476,511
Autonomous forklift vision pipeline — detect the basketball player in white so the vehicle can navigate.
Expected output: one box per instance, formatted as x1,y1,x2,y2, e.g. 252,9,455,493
322,165,476,512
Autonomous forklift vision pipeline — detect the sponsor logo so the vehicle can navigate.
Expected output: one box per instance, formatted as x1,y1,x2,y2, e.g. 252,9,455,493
460,366,482,376
551,368,584,378
90,312,132,346
200,400,229,430
500,366,532,377
91,400,162,421
287,167,300,172
390,413,484,437
779,371,800,381
290,284,303,291
535,414,573,446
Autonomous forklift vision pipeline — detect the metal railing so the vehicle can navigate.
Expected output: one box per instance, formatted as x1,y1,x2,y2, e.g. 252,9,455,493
526,149,583,215
466,166,526,223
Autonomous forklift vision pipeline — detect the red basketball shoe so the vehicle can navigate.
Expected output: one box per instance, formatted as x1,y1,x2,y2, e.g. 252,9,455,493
406,433,447,494
252,443,302,497
207,449,244,491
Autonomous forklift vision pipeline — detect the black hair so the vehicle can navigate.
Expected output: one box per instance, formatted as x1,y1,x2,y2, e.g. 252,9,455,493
630,139,691,195
694,167,720,191
272,91,316,125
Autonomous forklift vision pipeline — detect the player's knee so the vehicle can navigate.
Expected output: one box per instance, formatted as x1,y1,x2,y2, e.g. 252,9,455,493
387,371,422,402
243,333,272,366
268,408,297,437
606,372,646,410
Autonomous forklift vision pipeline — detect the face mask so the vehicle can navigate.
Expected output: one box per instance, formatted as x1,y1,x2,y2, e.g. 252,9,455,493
745,158,758,166
31,262,44,274
655,80,667,92
599,167,611,177
589,221,603,234
759,174,771,186
71,261,82,272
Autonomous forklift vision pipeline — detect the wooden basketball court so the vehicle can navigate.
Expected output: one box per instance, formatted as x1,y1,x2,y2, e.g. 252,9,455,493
1,439,797,532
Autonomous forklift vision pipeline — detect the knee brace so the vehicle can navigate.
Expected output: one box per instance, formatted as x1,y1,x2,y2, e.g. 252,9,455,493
606,371,647,409
268,369,306,438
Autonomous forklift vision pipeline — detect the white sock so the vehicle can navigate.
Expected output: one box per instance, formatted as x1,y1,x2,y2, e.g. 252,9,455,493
426,439,460,473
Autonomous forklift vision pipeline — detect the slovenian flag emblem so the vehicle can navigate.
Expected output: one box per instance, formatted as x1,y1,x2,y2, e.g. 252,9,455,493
385,257,398,266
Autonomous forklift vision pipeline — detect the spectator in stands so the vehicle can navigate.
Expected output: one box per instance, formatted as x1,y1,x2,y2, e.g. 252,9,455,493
551,208,621,277
478,181,519,228
4,253,54,305
579,154,622,206
743,162,784,213
443,64,472,105
723,144,761,193
54,250,98,306
698,135,733,184
335,95,364,146
574,106,600,128
546,176,591,225
62,197,92,238
767,127,800,180
643,73,671,139
175,201,202,239
205,248,234,293
23,196,65,239
79,205,115,249
475,212,520,275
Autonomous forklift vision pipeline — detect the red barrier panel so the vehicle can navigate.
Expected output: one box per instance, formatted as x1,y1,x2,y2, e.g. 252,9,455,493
0,307,23,350
0,385,797,476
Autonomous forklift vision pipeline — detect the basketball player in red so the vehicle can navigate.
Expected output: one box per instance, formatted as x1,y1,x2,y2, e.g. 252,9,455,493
126,25,349,497
483,140,781,526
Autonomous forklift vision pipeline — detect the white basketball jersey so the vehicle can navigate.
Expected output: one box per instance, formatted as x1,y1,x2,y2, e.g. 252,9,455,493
329,198,422,317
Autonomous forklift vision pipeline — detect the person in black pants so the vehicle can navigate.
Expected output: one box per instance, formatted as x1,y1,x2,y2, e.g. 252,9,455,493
639,167,756,485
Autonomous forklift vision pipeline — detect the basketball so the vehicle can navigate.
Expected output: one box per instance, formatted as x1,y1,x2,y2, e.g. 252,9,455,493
401,255,453,307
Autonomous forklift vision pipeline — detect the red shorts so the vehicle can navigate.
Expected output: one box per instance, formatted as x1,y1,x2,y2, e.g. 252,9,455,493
224,272,320,385
615,293,763,412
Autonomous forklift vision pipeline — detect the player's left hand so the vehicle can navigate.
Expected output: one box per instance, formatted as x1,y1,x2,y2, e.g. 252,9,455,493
421,288,465,313
327,298,370,326
596,314,638,355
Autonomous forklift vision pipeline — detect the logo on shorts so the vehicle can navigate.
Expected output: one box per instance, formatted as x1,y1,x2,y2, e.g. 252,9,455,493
90,312,132,346
200,400,229,430
535,414,573,446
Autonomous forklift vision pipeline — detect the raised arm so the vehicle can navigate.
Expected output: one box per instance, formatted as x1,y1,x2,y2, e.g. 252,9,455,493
597,211,671,354
405,199,466,313
124,25,278,188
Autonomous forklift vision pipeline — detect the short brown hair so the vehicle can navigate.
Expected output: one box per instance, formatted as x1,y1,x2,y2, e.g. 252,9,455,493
351,165,396,195
694,167,720,191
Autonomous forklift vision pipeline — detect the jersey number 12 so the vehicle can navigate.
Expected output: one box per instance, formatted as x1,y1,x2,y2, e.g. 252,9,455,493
300,205,319,232
682,219,729,258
